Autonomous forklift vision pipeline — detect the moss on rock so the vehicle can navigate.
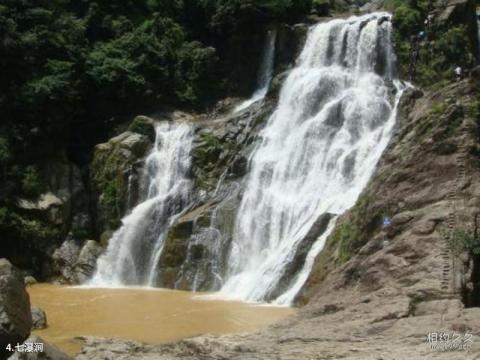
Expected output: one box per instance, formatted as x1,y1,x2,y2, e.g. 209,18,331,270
91,127,152,233
128,115,156,142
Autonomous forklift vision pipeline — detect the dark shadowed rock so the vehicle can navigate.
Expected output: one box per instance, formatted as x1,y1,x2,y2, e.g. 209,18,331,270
9,153,92,281
275,23,307,75
0,259,32,358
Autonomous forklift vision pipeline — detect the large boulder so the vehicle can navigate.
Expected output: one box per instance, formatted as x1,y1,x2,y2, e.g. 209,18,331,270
0,259,32,358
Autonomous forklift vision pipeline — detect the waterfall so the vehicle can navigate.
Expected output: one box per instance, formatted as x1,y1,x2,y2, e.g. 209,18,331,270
477,10,480,59
234,30,277,112
220,13,406,305
89,122,193,287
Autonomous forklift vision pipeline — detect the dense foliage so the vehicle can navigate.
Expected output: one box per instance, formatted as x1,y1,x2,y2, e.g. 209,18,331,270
0,0,311,195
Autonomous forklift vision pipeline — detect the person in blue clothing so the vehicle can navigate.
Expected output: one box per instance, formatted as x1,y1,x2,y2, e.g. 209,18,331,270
383,216,392,228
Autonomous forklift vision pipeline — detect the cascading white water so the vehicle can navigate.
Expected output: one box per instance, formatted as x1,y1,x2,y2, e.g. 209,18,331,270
234,30,277,112
89,122,193,287
220,12,406,305
477,10,480,58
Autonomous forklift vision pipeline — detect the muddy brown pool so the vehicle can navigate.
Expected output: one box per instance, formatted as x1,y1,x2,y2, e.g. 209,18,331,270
28,284,295,355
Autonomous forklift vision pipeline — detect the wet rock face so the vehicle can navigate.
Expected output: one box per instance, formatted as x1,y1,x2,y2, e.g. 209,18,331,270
155,98,274,292
156,187,240,291
264,213,334,301
190,102,273,194
0,259,32,358
156,219,195,289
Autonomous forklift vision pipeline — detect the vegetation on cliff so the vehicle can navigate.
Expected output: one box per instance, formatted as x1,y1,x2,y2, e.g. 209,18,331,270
0,0,311,193
387,0,477,85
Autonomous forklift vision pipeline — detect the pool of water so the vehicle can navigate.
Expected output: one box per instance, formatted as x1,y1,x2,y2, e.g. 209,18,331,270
28,284,295,355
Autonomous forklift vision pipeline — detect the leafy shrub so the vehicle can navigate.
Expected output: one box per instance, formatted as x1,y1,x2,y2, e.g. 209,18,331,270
447,228,480,256
330,221,361,264
0,137,11,163
329,193,389,264
21,166,42,198
392,5,421,36
312,0,330,15
198,0,311,32
175,41,218,102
